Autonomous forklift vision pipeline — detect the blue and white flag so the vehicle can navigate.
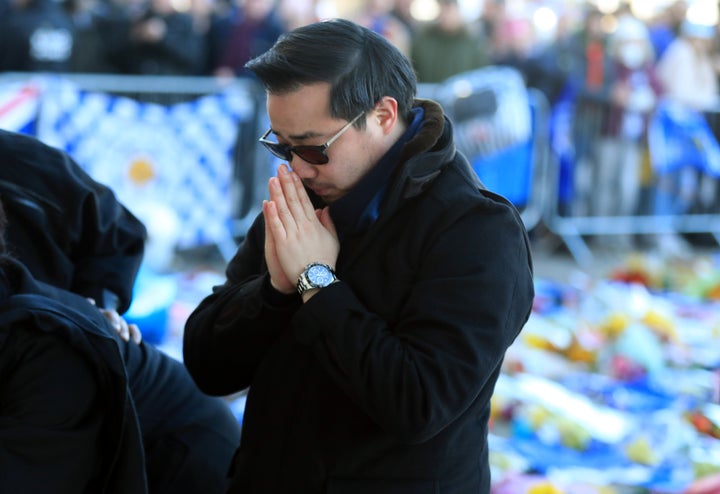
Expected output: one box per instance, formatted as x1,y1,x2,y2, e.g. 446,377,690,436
649,99,720,177
37,79,257,250
0,81,41,135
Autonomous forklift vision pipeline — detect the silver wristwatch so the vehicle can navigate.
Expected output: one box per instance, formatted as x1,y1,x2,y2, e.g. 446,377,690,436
297,263,337,296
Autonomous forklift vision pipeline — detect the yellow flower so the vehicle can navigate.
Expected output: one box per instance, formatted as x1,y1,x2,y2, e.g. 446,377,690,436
128,157,155,185
600,312,630,338
528,481,564,494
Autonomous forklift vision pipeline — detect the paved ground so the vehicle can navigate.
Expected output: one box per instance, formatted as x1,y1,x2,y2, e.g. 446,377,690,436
530,233,626,283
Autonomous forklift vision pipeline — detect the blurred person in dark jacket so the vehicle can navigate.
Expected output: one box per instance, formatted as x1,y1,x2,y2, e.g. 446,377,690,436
547,6,615,216
209,0,285,78
410,0,489,84
0,0,76,72
100,0,206,75
0,129,242,494
63,0,126,73
554,7,614,103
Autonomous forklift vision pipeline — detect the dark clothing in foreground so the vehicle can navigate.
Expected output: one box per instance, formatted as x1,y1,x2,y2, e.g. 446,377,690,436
184,99,534,493
115,307,242,494
0,130,242,494
0,129,146,313
0,256,147,493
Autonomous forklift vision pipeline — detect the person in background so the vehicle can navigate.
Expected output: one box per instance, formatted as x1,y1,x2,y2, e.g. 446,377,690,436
489,11,553,103
390,0,418,35
550,6,614,216
0,195,148,493
209,0,285,78
276,0,319,31
648,0,687,60
125,0,206,75
554,7,613,103
75,0,146,74
479,0,506,58
65,0,120,73
657,20,718,112
593,15,661,225
653,20,719,254
183,18,534,493
0,0,76,72
355,0,413,57
0,129,242,494
410,0,489,84
489,10,534,67
93,0,206,75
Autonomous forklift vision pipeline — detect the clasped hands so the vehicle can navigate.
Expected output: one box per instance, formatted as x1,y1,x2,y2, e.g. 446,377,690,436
262,164,340,297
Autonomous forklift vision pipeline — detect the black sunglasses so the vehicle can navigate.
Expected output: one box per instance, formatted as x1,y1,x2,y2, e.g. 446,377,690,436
258,112,365,165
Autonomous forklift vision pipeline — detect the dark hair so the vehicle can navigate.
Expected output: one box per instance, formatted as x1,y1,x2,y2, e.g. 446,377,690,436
245,18,417,127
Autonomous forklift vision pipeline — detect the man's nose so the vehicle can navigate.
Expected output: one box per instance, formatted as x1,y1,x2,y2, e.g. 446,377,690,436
289,156,317,179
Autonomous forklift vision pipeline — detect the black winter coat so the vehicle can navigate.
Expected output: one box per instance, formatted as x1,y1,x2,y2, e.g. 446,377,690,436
0,256,147,493
184,99,534,493
0,130,147,313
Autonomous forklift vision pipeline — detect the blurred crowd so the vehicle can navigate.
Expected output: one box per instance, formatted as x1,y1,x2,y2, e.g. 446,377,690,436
0,0,490,79
2,0,714,86
1,0,719,253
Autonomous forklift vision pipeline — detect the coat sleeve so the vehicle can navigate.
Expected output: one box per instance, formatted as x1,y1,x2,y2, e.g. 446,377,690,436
183,213,302,396
293,199,534,443
0,328,105,494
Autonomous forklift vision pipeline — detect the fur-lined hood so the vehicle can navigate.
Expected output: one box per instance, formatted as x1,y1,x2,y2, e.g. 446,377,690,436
385,97,477,213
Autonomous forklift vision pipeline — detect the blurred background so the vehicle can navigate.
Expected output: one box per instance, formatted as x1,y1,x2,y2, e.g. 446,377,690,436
2,0,720,492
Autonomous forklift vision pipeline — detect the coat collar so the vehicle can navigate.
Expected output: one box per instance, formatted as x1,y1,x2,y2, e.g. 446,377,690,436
329,105,427,238
329,99,460,270
385,98,457,208
304,98,456,249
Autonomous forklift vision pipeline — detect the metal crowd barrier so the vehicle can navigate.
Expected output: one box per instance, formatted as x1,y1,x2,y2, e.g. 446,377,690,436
419,66,550,233
543,94,720,265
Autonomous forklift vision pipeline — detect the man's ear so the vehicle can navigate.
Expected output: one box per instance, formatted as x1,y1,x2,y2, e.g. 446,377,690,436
373,96,399,135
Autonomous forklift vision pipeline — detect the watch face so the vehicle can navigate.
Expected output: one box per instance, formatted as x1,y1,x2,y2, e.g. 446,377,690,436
307,264,334,286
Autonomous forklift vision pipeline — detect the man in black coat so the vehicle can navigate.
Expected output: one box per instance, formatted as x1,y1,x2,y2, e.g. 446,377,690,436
184,19,534,493
0,130,242,493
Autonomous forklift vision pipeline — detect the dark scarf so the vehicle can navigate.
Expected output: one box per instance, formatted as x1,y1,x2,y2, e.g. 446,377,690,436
329,106,425,239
